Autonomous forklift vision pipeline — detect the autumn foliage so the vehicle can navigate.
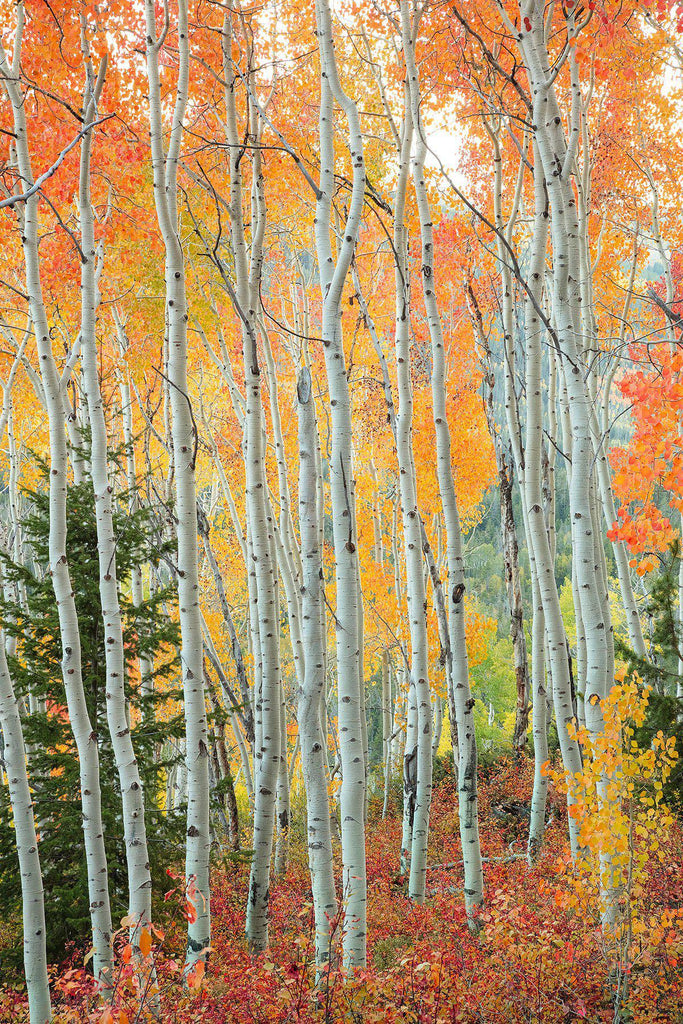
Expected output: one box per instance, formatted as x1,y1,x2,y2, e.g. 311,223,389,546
0,751,680,1024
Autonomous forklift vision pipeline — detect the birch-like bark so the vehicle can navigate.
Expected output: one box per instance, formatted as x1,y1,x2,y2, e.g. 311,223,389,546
527,573,549,861
521,153,583,854
275,680,290,878
508,7,619,914
468,288,530,752
391,83,432,901
576,130,645,662
485,120,558,855
401,0,483,921
0,7,113,987
197,515,255,745
78,27,153,943
354,244,456,778
381,651,392,816
400,670,418,876
314,0,367,968
259,327,303,879
0,599,51,1022
114,312,154,714
144,0,210,963
516,6,613,717
368,464,395,812
297,366,337,967
219,14,281,950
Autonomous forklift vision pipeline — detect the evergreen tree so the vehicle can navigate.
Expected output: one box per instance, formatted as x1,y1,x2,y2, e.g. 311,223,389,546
0,459,184,964
616,543,683,809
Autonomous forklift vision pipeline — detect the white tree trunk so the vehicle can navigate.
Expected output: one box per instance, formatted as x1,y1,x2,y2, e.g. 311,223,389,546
521,155,583,855
144,0,211,964
218,14,281,950
391,85,432,902
0,604,51,1022
114,313,154,713
78,29,153,944
510,6,618,916
297,366,337,967
0,8,113,987
314,0,367,969
527,573,548,862
401,0,483,923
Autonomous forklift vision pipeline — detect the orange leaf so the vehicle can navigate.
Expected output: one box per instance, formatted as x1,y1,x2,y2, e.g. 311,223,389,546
187,959,205,989
139,927,152,958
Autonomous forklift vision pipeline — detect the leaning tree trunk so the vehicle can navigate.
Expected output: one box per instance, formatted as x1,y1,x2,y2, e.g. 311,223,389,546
0,601,51,1022
144,0,210,964
78,26,153,946
401,0,483,924
513,5,618,920
0,8,113,988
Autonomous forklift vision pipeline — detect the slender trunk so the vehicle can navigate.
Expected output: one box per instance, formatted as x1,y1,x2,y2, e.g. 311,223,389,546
381,652,392,818
78,29,153,943
514,7,617,915
527,572,548,862
470,294,530,752
400,683,418,876
0,10,113,986
274,684,290,877
402,0,483,922
521,152,582,855
314,0,367,969
391,85,432,901
219,15,281,949
0,617,51,1023
144,0,210,963
297,366,337,967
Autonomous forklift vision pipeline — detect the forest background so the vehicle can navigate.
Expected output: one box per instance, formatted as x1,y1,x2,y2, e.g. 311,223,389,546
1,0,683,1022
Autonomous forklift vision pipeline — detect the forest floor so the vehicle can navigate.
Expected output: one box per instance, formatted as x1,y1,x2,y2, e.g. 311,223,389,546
4,757,683,1023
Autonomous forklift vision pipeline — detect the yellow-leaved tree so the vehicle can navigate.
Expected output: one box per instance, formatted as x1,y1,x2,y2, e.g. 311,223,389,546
546,677,680,1016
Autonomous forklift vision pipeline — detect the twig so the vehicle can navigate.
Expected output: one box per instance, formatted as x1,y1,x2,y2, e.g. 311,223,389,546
0,115,114,208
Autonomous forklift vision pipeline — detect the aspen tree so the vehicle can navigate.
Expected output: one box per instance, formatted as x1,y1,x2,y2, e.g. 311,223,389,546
259,326,302,877
0,5,113,987
520,153,583,856
477,99,583,858
0,594,50,1022
401,0,483,921
314,0,367,968
144,0,210,964
467,283,530,753
113,311,154,716
509,1,613,713
575,96,645,662
391,84,433,902
217,12,282,950
368,461,394,811
297,365,338,968
504,3,621,915
353,213,456,794
77,21,153,944
477,117,559,858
